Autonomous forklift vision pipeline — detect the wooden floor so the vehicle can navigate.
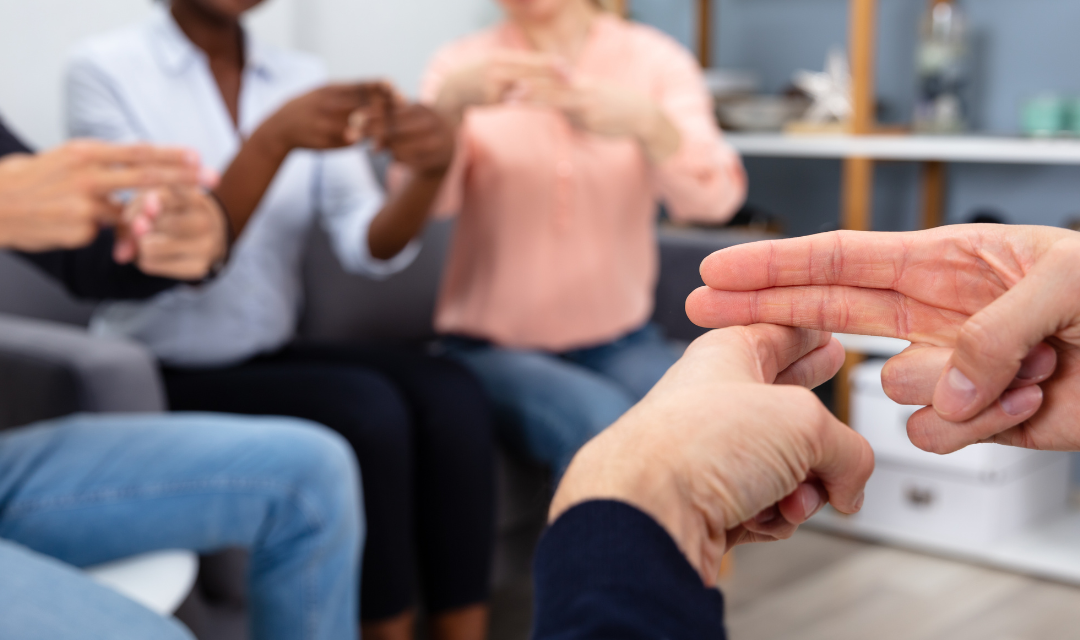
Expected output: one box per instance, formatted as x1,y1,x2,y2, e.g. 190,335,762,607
721,529,1080,640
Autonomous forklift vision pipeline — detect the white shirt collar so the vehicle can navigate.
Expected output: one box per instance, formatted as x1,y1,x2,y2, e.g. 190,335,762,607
148,5,274,79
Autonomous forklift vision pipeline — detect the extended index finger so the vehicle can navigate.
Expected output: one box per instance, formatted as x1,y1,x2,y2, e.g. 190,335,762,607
700,230,918,292
70,140,200,169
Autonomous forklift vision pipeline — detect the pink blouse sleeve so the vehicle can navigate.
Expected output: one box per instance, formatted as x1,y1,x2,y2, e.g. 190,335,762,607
649,38,747,224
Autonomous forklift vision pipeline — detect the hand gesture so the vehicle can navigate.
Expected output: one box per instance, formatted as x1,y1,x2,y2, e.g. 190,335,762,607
0,141,203,252
362,103,456,178
687,225,1080,453
435,51,568,123
550,325,874,585
255,83,395,156
115,186,229,281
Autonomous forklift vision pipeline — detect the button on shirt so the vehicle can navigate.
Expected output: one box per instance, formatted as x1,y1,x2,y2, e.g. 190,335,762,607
66,8,417,367
420,16,747,352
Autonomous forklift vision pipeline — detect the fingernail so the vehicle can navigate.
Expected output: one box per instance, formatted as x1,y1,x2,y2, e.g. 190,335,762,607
800,486,822,517
754,506,779,524
936,367,978,415
144,191,161,216
1001,385,1042,417
200,167,220,188
854,492,865,512
133,217,151,236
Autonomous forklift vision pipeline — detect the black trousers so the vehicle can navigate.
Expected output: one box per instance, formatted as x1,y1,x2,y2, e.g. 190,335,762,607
163,343,496,620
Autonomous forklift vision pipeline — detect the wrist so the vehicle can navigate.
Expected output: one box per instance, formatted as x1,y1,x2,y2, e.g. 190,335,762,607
550,415,728,580
248,120,292,163
636,103,681,163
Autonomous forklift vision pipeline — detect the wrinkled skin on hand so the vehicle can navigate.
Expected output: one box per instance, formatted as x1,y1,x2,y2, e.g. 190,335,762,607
687,225,1080,454
550,325,874,585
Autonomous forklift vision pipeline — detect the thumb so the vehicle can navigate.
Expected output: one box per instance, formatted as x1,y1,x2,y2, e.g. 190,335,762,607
809,408,875,514
934,244,1079,422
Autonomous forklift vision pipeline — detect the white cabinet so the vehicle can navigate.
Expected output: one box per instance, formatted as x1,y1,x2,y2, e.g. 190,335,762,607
839,359,1070,547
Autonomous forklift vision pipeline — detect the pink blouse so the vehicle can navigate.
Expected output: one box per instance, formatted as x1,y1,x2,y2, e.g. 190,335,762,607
421,15,747,351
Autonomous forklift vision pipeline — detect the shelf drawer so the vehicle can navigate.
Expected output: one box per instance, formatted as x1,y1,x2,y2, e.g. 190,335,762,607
850,458,1070,546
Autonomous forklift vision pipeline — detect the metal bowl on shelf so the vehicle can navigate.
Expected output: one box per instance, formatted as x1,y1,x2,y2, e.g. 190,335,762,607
716,95,809,132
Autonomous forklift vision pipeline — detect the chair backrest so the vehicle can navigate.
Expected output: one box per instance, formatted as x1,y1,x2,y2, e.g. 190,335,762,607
298,220,454,344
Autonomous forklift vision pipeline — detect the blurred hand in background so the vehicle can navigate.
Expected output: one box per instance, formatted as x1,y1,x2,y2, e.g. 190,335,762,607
0,140,202,252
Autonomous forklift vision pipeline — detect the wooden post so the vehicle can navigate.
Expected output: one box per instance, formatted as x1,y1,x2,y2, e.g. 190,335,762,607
837,0,878,420
697,0,713,67
921,161,947,228
605,0,629,17
842,0,877,231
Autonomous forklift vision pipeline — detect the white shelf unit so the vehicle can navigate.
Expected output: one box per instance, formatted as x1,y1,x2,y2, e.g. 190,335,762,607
726,133,1080,166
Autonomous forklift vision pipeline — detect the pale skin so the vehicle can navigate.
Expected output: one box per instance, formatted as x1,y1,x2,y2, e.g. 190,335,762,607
551,324,875,584
686,225,1080,454
0,140,227,279
167,0,471,637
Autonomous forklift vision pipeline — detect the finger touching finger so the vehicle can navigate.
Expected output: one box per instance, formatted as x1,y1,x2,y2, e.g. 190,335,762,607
885,341,1057,407
774,338,846,389
910,385,1044,454
687,325,833,385
686,285,965,345
934,245,1080,423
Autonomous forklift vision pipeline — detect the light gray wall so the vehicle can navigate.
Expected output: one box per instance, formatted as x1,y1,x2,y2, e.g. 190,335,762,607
634,0,1080,234
0,0,494,149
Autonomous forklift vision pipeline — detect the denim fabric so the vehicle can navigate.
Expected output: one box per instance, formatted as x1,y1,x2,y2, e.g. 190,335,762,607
0,413,362,640
444,324,679,477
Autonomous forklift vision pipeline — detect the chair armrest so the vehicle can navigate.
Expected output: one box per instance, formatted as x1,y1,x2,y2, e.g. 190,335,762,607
653,226,783,343
0,313,166,429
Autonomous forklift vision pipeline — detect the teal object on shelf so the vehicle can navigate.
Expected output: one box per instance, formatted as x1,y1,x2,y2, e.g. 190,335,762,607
1023,96,1066,138
1065,99,1080,137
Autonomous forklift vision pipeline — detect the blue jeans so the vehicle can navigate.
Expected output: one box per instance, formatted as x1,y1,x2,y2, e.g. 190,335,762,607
0,413,362,640
444,324,680,477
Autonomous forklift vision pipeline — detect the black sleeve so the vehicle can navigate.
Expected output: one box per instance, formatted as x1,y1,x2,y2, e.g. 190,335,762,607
532,500,727,640
0,116,182,301
15,231,180,301
0,118,32,155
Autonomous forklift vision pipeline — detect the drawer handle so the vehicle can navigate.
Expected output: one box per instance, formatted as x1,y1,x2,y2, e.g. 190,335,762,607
905,486,935,508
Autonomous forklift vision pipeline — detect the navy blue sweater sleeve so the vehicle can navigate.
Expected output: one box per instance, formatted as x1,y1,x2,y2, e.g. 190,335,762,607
0,117,180,301
533,500,727,640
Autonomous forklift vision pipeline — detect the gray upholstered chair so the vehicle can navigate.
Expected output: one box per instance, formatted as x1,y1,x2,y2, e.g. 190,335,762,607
0,222,777,639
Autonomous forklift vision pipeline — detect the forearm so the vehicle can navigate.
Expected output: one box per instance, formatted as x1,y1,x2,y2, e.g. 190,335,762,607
213,126,290,238
367,171,445,260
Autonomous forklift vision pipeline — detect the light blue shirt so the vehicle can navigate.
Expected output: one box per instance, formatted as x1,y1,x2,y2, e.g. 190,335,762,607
67,7,419,367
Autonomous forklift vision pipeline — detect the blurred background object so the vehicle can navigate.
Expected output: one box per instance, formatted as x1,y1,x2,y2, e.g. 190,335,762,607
914,0,970,134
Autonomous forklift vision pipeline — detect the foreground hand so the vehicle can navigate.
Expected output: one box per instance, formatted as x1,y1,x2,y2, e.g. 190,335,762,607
687,225,1080,453
550,325,874,585
114,187,229,280
0,141,202,252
